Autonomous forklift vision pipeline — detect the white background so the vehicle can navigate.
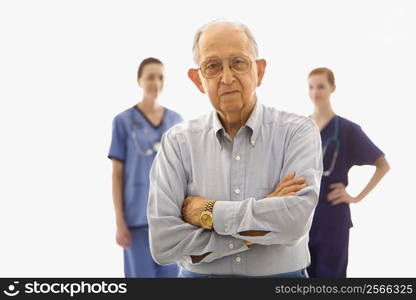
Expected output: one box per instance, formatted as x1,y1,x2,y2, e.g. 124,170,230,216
1,0,415,277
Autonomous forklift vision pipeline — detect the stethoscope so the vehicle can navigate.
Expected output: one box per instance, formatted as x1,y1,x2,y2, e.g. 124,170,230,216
322,116,340,177
130,108,163,156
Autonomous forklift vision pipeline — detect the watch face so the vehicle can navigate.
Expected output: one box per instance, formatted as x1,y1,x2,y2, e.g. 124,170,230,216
201,213,212,227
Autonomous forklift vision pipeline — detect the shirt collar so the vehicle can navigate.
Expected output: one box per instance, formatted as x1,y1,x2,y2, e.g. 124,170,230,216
213,111,225,150
212,100,263,149
245,99,262,147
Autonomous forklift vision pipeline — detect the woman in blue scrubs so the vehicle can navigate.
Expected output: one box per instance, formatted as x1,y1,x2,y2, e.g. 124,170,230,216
306,67,390,278
108,57,183,277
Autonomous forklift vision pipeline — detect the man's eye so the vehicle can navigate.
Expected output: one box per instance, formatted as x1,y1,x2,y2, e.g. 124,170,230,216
231,57,249,70
206,62,220,69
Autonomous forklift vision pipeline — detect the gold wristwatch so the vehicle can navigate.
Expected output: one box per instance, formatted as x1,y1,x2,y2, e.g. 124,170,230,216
200,200,216,230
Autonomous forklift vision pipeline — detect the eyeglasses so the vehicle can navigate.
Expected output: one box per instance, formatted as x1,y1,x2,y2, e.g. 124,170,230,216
199,55,254,79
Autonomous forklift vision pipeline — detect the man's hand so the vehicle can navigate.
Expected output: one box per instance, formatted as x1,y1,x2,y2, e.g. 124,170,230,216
181,196,209,227
266,171,306,198
327,183,358,205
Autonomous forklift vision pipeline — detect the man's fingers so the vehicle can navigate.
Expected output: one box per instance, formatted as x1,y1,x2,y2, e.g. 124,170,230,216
181,198,191,213
282,172,296,182
181,206,188,222
280,184,307,195
273,172,296,191
275,178,305,193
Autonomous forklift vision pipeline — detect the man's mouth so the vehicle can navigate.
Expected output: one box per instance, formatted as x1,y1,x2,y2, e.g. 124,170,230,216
221,90,239,96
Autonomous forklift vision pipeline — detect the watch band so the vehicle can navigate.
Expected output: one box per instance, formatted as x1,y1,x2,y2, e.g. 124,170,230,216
203,200,216,213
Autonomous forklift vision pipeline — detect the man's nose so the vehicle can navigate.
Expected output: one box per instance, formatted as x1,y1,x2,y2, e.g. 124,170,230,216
220,64,235,85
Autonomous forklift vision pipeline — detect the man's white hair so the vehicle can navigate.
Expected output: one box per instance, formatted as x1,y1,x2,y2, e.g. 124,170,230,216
192,18,259,65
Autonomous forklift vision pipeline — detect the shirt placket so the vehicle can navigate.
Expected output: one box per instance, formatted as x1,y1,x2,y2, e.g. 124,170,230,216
229,127,247,275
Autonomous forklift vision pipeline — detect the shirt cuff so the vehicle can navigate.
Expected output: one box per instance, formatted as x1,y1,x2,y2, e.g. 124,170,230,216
212,200,241,235
182,239,248,265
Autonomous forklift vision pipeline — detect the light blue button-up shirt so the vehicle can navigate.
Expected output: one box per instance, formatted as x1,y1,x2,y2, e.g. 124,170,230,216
147,100,323,276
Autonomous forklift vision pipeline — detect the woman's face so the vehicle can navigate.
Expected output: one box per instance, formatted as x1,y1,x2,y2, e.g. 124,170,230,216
138,63,164,98
308,74,335,106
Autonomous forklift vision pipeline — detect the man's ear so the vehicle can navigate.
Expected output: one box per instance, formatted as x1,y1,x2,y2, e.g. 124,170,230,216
137,78,142,88
331,84,336,93
255,59,267,87
188,69,205,93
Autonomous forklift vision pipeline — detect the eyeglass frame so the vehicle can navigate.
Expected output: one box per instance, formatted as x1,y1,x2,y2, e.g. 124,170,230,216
197,55,257,79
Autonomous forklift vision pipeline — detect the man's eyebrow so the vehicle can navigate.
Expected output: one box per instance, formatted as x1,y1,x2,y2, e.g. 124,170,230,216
203,55,221,61
202,54,248,61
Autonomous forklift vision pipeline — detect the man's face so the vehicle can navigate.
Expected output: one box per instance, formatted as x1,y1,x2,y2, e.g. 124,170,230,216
190,24,266,116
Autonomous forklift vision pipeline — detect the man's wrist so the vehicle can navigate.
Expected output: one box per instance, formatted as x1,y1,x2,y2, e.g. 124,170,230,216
200,199,216,229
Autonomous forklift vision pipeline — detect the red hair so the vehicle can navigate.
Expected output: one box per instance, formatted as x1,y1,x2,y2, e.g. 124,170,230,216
308,67,335,87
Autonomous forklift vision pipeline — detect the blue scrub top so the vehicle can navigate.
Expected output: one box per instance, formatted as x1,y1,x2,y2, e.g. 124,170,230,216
311,115,384,229
108,105,183,227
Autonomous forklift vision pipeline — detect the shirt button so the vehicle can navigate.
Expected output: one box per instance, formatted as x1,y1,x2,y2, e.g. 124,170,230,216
224,227,229,233
235,155,241,161
234,188,240,194
185,256,192,263
229,243,234,249
235,257,241,263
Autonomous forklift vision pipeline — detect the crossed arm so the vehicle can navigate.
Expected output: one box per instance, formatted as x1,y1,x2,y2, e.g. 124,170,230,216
181,172,308,262
147,122,322,265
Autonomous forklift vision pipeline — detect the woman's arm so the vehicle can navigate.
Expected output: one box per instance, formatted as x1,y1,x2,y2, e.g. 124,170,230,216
354,155,390,202
111,159,131,248
328,155,390,205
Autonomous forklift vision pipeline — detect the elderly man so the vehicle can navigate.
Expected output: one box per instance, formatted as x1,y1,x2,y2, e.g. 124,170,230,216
147,20,323,278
